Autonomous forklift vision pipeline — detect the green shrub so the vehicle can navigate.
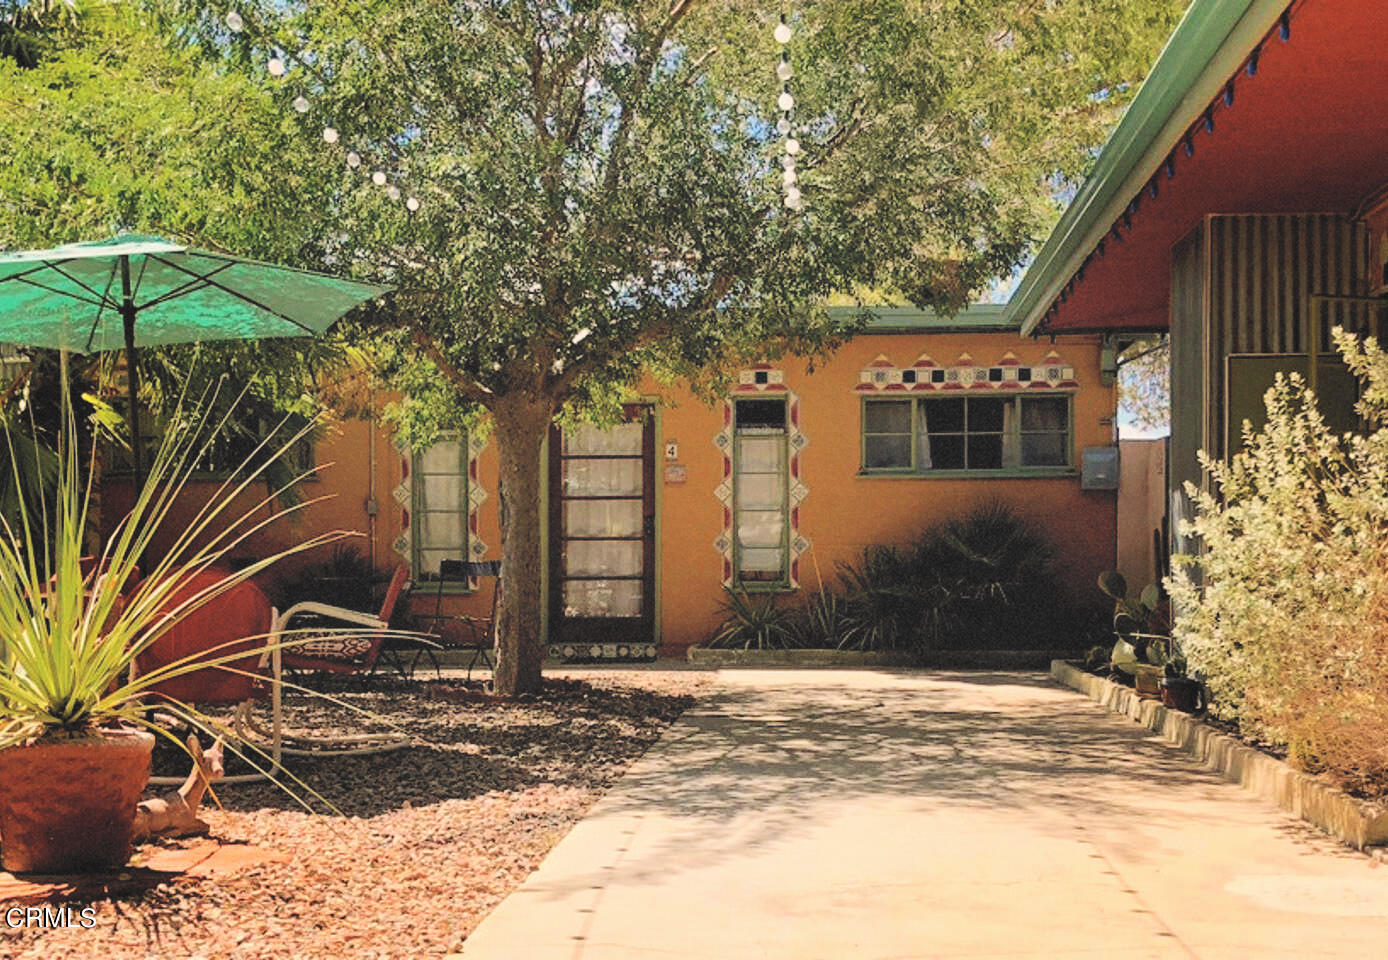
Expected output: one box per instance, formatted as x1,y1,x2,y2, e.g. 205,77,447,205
707,590,796,650
1167,328,1388,797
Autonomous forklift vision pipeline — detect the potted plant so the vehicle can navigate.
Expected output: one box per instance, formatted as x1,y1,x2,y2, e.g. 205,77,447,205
1157,647,1206,713
0,386,343,874
1097,571,1172,698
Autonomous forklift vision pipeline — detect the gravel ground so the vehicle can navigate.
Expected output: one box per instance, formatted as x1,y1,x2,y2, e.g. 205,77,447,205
5,669,713,959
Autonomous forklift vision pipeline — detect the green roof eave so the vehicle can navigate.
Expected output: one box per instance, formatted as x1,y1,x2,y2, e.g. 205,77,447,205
829,303,1017,334
1005,0,1289,337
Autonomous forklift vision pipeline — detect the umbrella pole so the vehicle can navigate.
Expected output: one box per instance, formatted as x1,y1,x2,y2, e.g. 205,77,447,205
119,256,143,496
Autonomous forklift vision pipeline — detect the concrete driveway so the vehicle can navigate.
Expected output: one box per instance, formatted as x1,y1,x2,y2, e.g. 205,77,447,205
459,669,1388,959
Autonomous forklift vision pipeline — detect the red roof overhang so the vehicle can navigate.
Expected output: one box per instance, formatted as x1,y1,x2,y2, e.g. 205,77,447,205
1041,0,1388,335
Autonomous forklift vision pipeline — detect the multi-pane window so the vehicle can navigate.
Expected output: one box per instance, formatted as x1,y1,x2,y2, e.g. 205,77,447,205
412,434,469,581
733,398,789,586
861,395,1072,473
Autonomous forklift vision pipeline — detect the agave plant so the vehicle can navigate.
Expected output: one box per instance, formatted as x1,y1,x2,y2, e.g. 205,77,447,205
0,379,347,750
708,589,796,650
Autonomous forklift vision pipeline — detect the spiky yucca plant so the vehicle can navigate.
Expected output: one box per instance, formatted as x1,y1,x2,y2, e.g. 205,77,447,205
0,379,347,749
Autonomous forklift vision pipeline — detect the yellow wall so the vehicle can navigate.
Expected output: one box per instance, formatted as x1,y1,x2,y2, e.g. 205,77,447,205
105,331,1115,654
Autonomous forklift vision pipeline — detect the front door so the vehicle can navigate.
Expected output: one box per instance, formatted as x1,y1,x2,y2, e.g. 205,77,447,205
548,406,657,660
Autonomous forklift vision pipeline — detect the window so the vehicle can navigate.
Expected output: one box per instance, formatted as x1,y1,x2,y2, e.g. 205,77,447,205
733,398,789,587
412,434,469,582
861,395,1072,474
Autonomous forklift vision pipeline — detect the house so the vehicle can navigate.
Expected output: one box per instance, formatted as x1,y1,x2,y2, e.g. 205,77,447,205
107,306,1118,658
1004,0,1388,556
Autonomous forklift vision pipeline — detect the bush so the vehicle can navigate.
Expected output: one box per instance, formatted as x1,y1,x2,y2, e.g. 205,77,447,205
1167,328,1388,797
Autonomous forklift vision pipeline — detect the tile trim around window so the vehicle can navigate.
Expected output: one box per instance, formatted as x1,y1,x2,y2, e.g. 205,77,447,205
713,375,810,591
393,430,490,591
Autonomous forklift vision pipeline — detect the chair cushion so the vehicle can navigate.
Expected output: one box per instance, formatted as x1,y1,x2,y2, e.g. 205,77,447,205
291,634,374,661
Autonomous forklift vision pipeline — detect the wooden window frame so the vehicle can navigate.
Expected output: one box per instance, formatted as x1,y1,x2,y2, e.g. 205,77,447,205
731,397,792,592
859,394,1076,478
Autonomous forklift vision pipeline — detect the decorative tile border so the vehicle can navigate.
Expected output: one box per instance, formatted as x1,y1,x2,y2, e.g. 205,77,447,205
714,372,809,588
855,350,1079,392
549,642,658,662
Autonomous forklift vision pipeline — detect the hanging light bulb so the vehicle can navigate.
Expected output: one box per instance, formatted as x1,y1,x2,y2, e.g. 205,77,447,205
777,91,795,111
784,193,802,210
346,151,361,168
785,137,800,155
268,57,286,77
781,154,796,170
225,10,244,32
783,168,797,186
774,22,792,44
776,117,791,134
786,186,802,204
776,59,793,81
292,95,310,114
322,126,339,144
387,185,401,201
372,171,388,186
406,197,421,212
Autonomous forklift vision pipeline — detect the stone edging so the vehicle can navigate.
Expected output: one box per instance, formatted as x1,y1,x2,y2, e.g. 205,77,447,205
687,647,1083,668
1050,659,1388,851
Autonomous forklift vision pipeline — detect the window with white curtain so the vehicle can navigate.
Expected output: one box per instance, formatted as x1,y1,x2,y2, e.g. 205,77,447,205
861,395,1072,474
733,398,789,586
412,433,469,582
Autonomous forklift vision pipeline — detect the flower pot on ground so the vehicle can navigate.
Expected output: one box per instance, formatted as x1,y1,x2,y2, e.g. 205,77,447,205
0,382,347,874
0,728,154,873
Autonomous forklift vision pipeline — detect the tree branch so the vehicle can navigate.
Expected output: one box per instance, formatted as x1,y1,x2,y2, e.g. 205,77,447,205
411,327,495,406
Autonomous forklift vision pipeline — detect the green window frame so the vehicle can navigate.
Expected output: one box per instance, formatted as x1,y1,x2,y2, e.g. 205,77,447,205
860,394,1074,476
732,397,791,591
411,432,471,589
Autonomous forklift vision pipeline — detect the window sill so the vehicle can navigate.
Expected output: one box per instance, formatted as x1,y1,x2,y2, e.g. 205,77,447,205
731,581,795,594
856,468,1078,480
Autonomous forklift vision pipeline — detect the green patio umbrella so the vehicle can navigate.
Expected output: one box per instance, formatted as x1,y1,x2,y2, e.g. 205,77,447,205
0,235,392,489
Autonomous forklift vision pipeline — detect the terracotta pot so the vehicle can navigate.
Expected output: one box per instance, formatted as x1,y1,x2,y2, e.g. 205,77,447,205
0,728,154,874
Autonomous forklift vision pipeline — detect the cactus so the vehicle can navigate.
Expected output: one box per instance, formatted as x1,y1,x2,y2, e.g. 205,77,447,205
1097,571,1171,676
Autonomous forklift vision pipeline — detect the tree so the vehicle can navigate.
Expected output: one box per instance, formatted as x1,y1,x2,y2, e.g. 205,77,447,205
1118,336,1170,434
160,0,1183,694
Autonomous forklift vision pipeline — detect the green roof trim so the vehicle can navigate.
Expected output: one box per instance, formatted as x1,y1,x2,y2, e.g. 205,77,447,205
1005,0,1289,337
830,303,1017,334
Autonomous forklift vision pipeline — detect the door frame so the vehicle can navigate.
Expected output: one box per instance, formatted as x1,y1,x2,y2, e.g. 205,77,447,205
543,402,662,656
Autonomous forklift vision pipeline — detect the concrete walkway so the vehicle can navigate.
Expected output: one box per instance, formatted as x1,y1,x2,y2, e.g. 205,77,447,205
459,670,1388,959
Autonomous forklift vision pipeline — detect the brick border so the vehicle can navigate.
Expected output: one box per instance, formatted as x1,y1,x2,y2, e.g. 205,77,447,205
1050,659,1388,851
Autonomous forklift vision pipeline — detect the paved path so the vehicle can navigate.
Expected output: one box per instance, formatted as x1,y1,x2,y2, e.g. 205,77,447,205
460,670,1388,959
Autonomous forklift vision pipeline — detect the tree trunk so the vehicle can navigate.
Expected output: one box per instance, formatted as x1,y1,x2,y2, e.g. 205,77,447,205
490,394,553,696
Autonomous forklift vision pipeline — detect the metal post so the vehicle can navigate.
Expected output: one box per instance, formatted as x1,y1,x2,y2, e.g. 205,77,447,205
119,255,143,496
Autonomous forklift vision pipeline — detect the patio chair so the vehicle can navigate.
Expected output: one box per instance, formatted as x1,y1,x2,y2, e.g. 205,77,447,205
412,559,501,681
238,565,427,758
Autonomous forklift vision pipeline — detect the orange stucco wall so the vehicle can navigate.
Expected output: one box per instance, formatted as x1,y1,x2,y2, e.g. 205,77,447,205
643,332,1117,652
102,332,1115,654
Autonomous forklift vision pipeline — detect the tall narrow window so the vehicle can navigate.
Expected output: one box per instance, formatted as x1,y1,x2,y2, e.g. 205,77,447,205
412,433,469,582
734,397,788,586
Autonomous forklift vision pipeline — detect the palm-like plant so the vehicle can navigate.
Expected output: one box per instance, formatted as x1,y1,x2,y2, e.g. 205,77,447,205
0,377,345,749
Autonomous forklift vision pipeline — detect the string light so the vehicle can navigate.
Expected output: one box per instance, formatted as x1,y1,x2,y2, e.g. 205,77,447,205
775,10,801,211
227,9,421,211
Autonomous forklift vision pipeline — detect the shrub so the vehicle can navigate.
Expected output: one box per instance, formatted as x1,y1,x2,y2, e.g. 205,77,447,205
1167,328,1388,797
707,590,796,650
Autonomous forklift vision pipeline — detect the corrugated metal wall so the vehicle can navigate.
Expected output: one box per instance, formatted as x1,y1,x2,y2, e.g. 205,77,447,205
1204,213,1372,461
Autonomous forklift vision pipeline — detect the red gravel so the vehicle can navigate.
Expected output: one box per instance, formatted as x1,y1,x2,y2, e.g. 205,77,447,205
3,670,712,959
